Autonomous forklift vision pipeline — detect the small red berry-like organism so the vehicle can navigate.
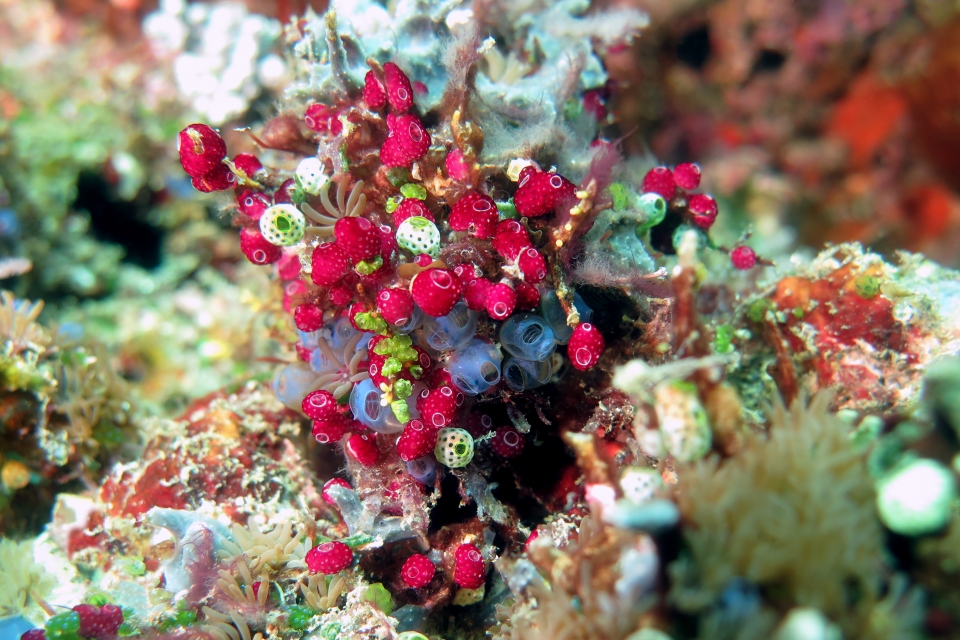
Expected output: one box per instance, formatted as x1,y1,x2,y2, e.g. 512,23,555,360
232,153,264,180
381,113,431,167
393,198,433,225
191,163,235,192
463,278,492,312
273,178,296,204
464,412,494,438
239,228,283,266
688,194,719,229
73,603,124,640
346,432,379,466
334,216,382,261
411,268,463,317
306,541,353,574
294,303,324,332
486,283,517,320
568,323,605,371
20,630,46,640
383,62,414,112
640,166,676,200
304,103,343,135
446,148,471,181
322,477,352,505
177,123,227,178
401,553,436,588
312,416,349,443
377,287,416,325
449,191,499,239
397,419,438,461
237,189,271,220
515,281,541,311
416,386,460,429
492,220,532,260
311,242,351,286
302,389,339,421
730,245,757,270
516,247,547,283
363,70,388,109
490,426,524,457
453,543,486,589
514,167,576,217
673,162,701,190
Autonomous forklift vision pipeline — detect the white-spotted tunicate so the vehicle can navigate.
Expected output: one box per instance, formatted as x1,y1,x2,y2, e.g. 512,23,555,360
446,338,502,395
502,356,553,392
420,301,477,351
499,313,557,362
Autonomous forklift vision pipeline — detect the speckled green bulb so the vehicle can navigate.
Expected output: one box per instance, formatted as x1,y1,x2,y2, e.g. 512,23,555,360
435,428,474,468
260,204,306,246
877,458,956,536
397,216,441,257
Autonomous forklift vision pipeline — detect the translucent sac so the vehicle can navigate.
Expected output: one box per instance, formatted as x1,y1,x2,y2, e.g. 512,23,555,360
309,347,332,373
405,456,437,485
349,377,420,433
540,291,593,345
499,313,557,361
420,301,478,351
298,328,323,350
394,305,424,335
329,317,361,350
502,356,552,392
273,362,318,411
446,338,502,395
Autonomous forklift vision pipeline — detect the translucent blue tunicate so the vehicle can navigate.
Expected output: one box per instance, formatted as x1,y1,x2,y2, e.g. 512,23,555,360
394,305,424,335
446,338,502,395
298,328,323,350
0,208,20,238
405,456,437,485
420,301,477,351
540,291,593,345
349,377,409,434
310,347,332,374
499,313,557,362
273,362,318,411
56,322,85,343
329,317,361,350
502,356,553,392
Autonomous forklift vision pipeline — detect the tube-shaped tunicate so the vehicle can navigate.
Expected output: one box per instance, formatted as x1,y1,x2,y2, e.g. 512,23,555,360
540,291,593,344
394,305,424,335
502,356,553,392
499,313,557,362
446,338,502,395
405,456,437,485
349,377,417,433
420,301,477,351
273,362,318,411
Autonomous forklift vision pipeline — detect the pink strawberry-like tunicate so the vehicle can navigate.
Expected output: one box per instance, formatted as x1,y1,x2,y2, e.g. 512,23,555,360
191,163,235,192
416,385,461,429
640,166,676,200
401,553,436,589
277,252,302,280
312,415,349,443
294,302,324,332
346,432,379,466
322,477,352,505
311,242,350,286
304,103,343,135
393,198,434,225
306,541,353,574
377,287,415,325
446,149,471,181
449,191,499,239
232,153,263,180
334,216,382,261
410,268,463,317
513,166,576,217
673,162,701,190
730,245,757,270
453,543,485,589
486,283,517,320
383,62,414,112
177,123,227,178
463,277,492,312
240,228,282,265
515,281,541,311
237,189,270,220
273,178,296,204
397,419,438,461
688,194,718,229
363,70,388,109
568,323,605,371
516,247,547,283
381,113,431,167
490,426,524,457
492,220,532,260
302,389,339,421
452,263,477,288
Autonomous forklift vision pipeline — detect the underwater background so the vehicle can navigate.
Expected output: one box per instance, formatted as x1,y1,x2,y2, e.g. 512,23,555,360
3,0,960,638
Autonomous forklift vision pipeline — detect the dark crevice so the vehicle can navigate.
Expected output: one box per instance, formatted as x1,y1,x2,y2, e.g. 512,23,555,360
676,25,711,70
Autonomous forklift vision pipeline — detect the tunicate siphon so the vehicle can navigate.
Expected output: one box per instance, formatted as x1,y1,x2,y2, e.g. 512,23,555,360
405,456,437,485
540,291,593,344
350,378,410,434
446,338,501,395
420,301,477,351
502,356,553,392
499,313,557,361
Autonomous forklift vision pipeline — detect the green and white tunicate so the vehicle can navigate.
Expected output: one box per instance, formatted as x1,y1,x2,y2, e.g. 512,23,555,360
260,204,305,246
877,458,956,536
397,216,441,257
636,192,667,229
620,466,664,505
654,381,712,462
434,427,474,468
296,157,328,195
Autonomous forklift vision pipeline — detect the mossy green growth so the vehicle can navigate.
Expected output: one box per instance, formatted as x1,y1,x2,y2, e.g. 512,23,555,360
382,357,403,378
496,200,519,220
394,378,413,400
363,582,394,614
397,633,429,640
746,299,772,323
355,255,384,276
320,621,342,640
46,611,81,640
354,312,389,336
93,421,124,449
0,353,53,393
391,400,411,423
714,324,734,354
287,604,318,630
385,196,402,213
158,605,197,631
386,168,411,187
854,275,881,299
373,335,418,362
400,183,427,200
608,182,629,211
